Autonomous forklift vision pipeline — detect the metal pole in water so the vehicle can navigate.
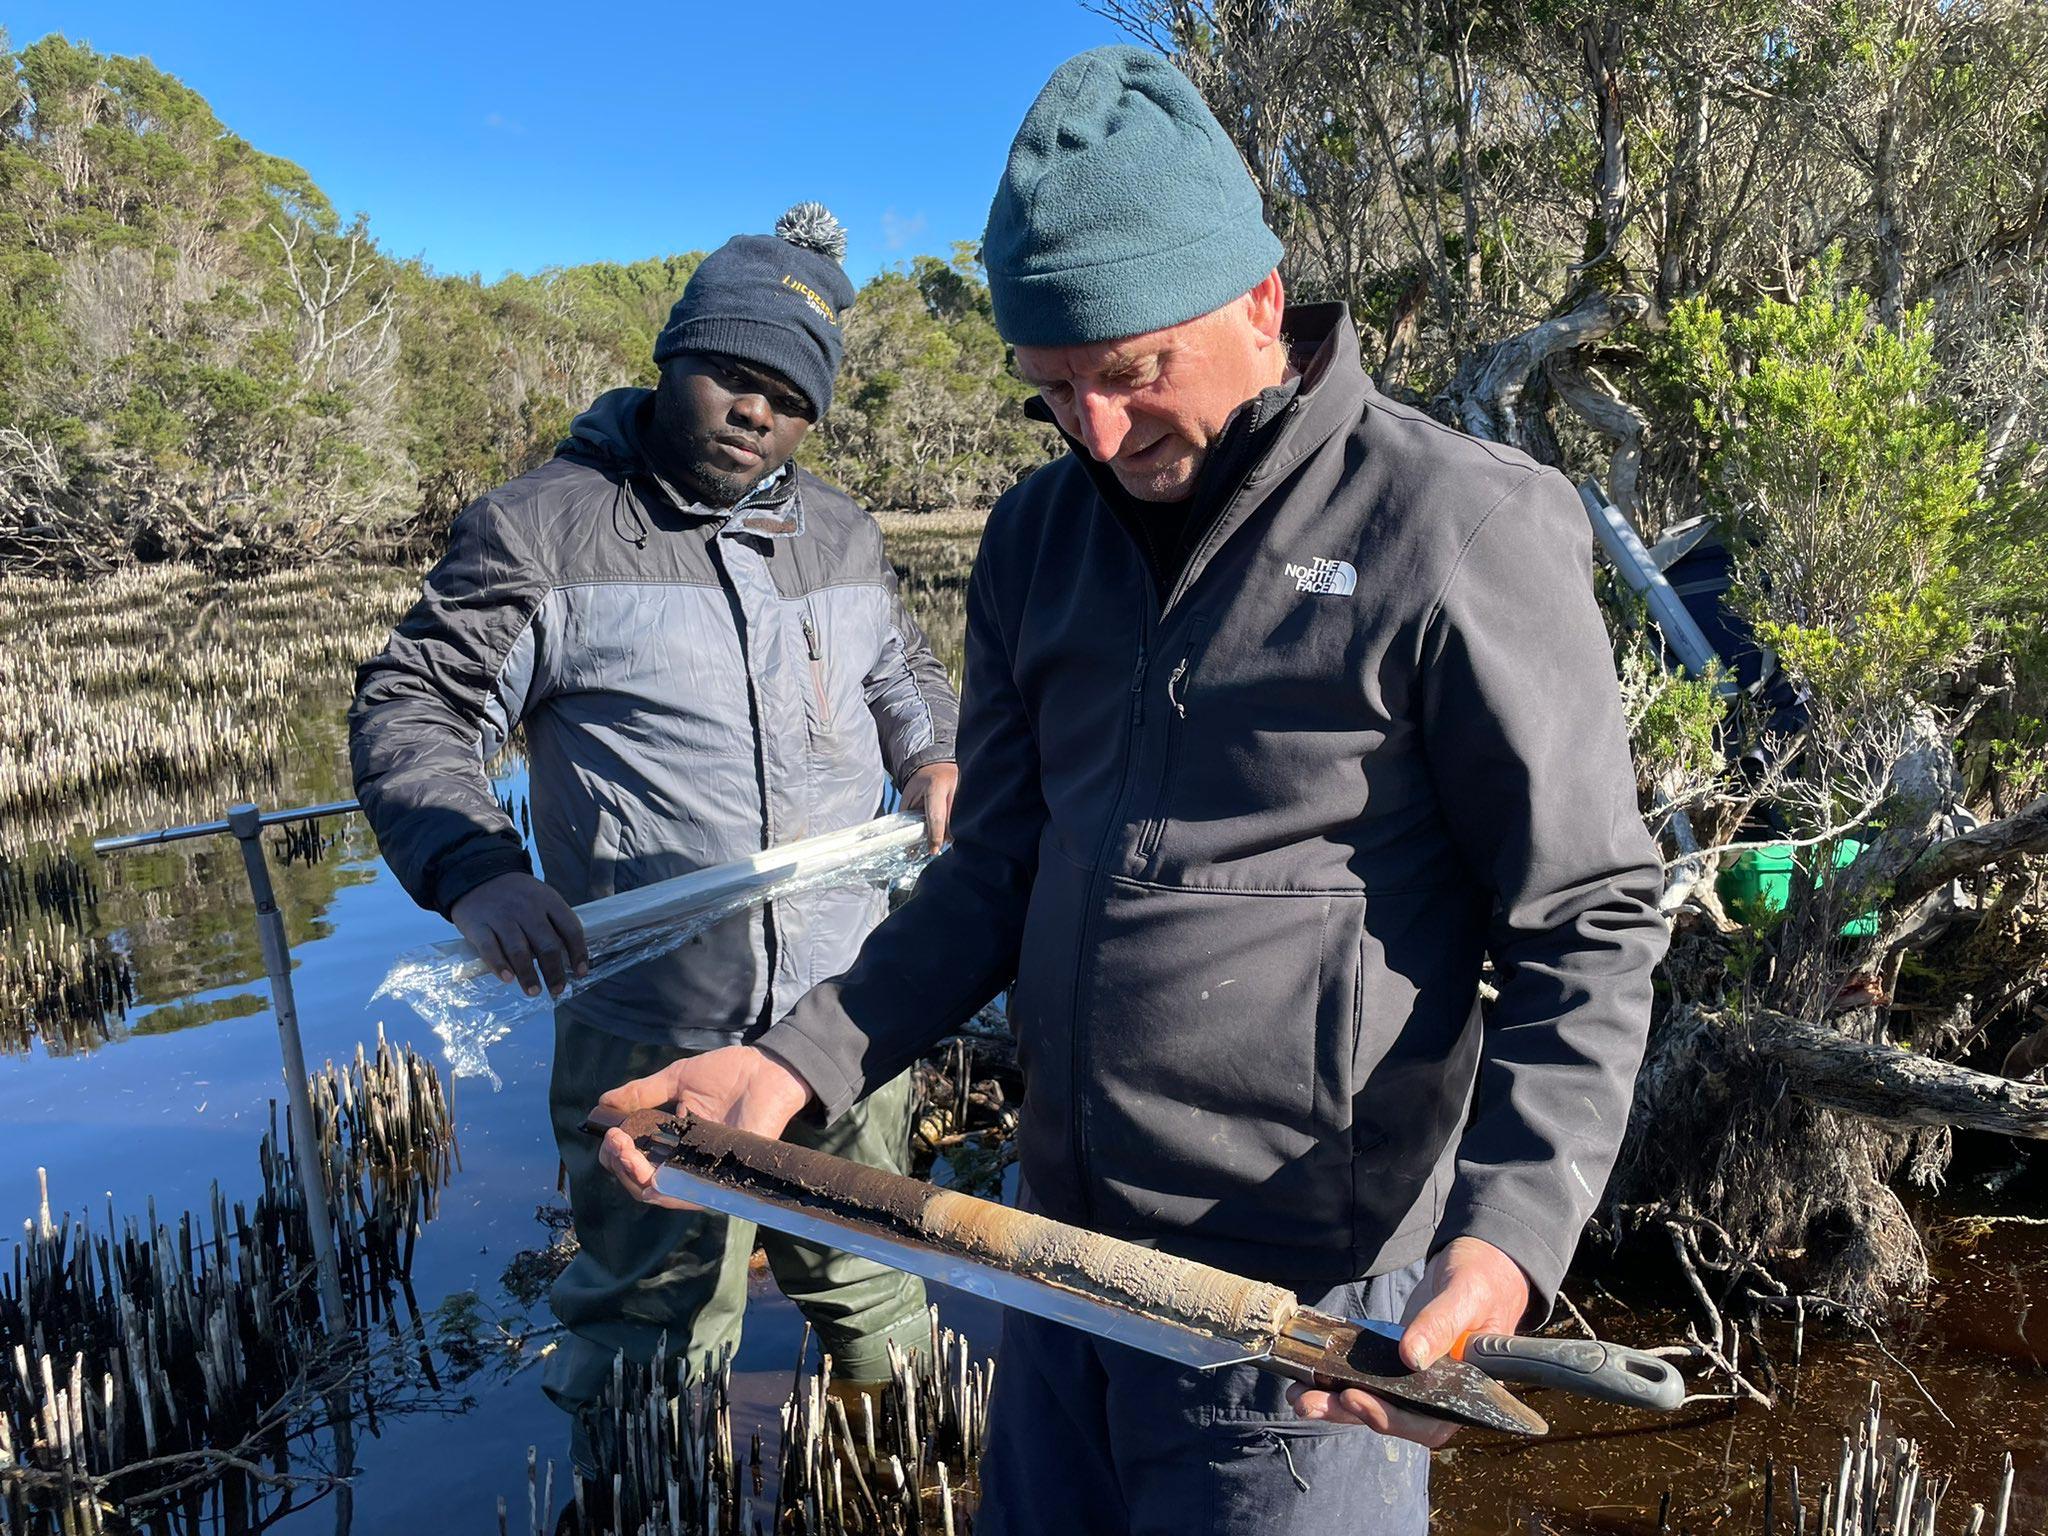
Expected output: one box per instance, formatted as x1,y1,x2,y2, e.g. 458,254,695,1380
93,798,361,1510
93,797,359,1335
224,804,351,1334
91,798,360,854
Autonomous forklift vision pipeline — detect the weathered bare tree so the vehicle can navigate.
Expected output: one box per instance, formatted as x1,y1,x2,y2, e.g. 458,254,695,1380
269,218,397,390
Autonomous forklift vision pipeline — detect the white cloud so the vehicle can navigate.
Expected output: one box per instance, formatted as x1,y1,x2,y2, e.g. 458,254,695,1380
880,207,928,252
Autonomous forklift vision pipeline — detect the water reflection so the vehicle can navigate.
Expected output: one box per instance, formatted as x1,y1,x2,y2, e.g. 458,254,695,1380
0,544,2039,1532
1,565,412,1056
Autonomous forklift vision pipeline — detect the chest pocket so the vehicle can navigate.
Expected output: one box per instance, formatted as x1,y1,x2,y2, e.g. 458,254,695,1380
800,600,836,735
795,589,886,751
1137,614,1214,863
1146,594,1396,872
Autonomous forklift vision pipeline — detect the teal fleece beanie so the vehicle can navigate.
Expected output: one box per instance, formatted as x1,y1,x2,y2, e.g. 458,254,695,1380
983,46,1283,348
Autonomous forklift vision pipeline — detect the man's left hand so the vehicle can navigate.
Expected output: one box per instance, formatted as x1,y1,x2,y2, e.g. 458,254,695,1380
1286,1236,1531,1449
902,762,959,851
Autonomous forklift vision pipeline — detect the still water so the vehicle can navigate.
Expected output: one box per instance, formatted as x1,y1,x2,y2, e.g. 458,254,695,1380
0,555,2039,1532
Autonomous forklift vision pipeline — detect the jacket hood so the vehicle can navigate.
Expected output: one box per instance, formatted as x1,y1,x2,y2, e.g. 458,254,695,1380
560,387,654,470
558,386,798,521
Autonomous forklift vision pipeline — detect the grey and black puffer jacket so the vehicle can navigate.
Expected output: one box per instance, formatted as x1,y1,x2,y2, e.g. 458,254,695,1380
350,389,958,1048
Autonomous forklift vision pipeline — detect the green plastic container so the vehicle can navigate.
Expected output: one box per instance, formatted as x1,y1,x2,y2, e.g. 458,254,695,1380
1717,838,1879,937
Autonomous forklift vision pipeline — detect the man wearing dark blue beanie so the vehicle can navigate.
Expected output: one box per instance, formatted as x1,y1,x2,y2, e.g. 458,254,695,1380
654,202,857,422
601,49,1666,1536
354,204,961,1486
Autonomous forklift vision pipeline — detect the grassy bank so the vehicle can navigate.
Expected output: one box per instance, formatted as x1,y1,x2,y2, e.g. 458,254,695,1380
0,510,987,854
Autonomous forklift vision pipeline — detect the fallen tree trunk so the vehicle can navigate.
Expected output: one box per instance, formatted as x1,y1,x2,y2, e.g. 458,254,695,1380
1754,1013,2048,1139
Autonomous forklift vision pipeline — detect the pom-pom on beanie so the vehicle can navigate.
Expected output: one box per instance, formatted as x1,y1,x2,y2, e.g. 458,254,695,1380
654,202,857,415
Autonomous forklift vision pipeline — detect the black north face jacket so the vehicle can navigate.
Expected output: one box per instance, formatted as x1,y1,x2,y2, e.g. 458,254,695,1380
761,306,1667,1303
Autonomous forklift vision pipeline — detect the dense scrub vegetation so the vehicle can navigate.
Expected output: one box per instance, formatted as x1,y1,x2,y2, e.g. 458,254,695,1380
5,5,2047,1340
1111,0,2048,1329
0,34,1050,574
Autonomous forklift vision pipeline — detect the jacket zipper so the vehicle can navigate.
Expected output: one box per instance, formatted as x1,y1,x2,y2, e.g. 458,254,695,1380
1135,626,1206,864
1068,462,1266,1212
1060,394,1315,1218
1157,396,1306,615
801,608,834,731
706,535,779,1025
1068,624,1153,1220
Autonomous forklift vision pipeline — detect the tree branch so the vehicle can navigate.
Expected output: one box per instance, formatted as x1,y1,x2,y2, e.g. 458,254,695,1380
1892,795,2048,910
1753,1014,2048,1139
1442,289,1650,445
1548,357,1648,521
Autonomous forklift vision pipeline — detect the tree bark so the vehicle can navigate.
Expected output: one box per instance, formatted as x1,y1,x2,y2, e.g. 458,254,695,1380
1871,84,1910,331
1579,21,1630,279
1441,289,1649,446
1754,1014,2048,1139
1656,66,1710,306
1892,795,2048,910
1376,271,1431,394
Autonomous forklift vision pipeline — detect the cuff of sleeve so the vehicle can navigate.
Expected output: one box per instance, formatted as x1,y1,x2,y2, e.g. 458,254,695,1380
1435,1189,1574,1328
755,1008,865,1126
431,839,534,919
894,746,955,784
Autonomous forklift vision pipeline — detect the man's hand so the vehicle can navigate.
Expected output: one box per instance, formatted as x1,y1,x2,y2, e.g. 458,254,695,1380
1286,1236,1531,1449
902,762,959,852
596,1045,815,1209
450,871,590,998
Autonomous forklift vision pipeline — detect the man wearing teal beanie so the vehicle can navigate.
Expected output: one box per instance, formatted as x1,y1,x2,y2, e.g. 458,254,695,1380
981,46,1283,351
600,45,1666,1535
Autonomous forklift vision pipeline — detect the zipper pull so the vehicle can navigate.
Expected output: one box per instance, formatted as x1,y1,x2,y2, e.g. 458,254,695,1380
1131,647,1148,726
1167,657,1190,719
801,612,822,661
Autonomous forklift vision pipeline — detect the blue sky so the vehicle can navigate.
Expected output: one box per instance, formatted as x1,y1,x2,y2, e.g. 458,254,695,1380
7,1,1132,282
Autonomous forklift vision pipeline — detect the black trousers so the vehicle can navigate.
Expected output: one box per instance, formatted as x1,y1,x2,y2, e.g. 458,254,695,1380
974,1265,1431,1535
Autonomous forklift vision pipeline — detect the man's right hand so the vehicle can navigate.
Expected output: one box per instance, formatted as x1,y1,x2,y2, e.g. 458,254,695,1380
449,871,590,998
596,1045,815,1209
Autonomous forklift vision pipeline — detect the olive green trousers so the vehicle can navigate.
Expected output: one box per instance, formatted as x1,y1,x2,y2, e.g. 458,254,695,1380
542,1014,929,1463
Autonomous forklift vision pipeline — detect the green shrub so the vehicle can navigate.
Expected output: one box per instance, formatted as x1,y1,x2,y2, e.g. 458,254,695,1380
1668,253,1987,723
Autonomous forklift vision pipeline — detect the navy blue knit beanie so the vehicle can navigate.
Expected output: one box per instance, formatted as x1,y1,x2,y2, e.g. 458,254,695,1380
654,203,856,415
984,47,1282,347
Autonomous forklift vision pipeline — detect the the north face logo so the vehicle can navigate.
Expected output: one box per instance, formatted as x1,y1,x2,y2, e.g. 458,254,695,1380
1284,556,1357,596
